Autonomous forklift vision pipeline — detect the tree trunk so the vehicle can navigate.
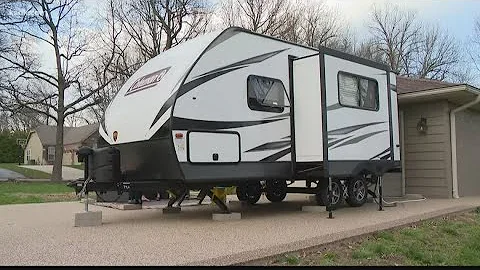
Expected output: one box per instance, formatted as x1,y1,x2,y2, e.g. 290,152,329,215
51,113,64,182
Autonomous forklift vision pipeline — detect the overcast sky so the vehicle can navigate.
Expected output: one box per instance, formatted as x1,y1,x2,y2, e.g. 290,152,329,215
83,0,480,43
323,0,480,44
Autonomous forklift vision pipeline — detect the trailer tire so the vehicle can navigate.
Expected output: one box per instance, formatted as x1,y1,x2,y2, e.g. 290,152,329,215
315,178,343,209
265,180,287,202
236,181,262,204
346,177,368,207
143,191,157,201
236,185,248,201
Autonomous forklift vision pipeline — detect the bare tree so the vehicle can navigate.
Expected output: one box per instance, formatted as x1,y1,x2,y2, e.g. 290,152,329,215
368,4,462,81
469,17,480,81
368,4,421,74
220,0,344,50
220,0,290,36
0,0,120,181
114,0,211,60
414,27,460,80
84,0,212,122
299,1,342,48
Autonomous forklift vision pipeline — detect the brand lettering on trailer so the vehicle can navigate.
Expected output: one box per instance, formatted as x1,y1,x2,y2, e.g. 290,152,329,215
125,67,171,96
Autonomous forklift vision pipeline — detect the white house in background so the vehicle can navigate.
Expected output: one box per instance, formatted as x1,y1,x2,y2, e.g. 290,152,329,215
23,123,99,165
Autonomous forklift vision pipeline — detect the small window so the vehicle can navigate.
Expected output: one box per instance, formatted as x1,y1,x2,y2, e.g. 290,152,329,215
26,149,31,162
47,146,55,161
247,75,285,113
338,72,379,111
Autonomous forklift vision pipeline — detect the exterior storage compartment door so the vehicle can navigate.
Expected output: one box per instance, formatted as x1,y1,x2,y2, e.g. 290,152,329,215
187,131,240,163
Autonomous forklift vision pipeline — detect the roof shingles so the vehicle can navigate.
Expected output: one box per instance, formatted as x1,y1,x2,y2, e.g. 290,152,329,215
34,123,99,146
396,75,459,94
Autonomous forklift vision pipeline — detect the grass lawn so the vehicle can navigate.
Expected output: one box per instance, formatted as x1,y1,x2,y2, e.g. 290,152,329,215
0,163,52,179
0,182,77,205
253,209,480,266
65,163,84,170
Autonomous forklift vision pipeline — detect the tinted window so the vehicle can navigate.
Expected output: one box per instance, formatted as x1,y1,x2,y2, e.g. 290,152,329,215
338,72,379,111
247,75,285,113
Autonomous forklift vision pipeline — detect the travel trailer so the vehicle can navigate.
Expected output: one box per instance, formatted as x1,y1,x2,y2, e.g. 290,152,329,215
72,27,401,214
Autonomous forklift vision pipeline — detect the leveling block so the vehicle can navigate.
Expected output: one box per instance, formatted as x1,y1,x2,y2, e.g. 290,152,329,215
212,212,241,221
74,211,102,227
301,206,327,213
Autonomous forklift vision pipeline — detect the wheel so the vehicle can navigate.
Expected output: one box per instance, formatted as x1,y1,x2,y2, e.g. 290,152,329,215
315,178,343,209
237,181,262,204
245,181,262,204
236,184,247,201
346,177,368,207
143,191,157,201
265,179,287,202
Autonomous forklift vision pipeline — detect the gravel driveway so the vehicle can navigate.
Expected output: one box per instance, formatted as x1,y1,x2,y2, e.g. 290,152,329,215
1,195,479,266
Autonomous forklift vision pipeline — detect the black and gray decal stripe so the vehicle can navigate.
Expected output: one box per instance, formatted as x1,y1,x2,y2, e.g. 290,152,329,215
204,30,240,53
264,112,290,119
380,152,392,160
150,93,177,128
329,121,386,136
195,48,289,78
178,66,247,98
171,117,287,130
328,135,354,148
150,49,290,129
332,130,388,149
370,148,391,160
261,148,291,162
150,66,246,128
246,141,291,153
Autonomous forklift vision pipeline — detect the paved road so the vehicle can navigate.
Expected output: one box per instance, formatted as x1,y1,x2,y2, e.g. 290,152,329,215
1,195,480,266
0,168,26,179
19,165,83,180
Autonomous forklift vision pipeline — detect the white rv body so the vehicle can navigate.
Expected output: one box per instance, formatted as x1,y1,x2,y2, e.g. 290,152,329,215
98,27,400,185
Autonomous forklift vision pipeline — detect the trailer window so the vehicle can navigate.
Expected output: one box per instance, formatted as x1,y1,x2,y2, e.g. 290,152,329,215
247,75,285,113
338,72,379,111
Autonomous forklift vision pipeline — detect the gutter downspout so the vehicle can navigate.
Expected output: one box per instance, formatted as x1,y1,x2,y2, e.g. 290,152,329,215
450,94,480,199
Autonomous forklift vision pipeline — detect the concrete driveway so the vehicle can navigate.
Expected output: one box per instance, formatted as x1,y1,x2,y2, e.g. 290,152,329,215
1,195,480,266
19,165,83,180
0,168,26,180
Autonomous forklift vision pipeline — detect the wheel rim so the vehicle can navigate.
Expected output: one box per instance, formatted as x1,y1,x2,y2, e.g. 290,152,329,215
271,180,285,197
331,183,341,204
246,182,260,200
353,180,366,201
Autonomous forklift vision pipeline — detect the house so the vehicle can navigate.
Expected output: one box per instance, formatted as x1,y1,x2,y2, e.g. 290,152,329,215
24,123,99,165
385,76,480,199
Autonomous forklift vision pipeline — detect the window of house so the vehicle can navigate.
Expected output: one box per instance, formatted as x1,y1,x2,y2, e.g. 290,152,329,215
47,146,55,161
247,75,285,113
26,149,31,162
338,72,379,111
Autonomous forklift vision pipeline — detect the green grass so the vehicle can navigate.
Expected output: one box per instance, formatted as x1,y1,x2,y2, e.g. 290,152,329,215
65,163,84,170
0,163,52,179
262,210,480,266
0,182,76,205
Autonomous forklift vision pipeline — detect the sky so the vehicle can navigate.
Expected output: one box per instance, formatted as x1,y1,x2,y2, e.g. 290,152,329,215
47,0,480,83
323,0,480,44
